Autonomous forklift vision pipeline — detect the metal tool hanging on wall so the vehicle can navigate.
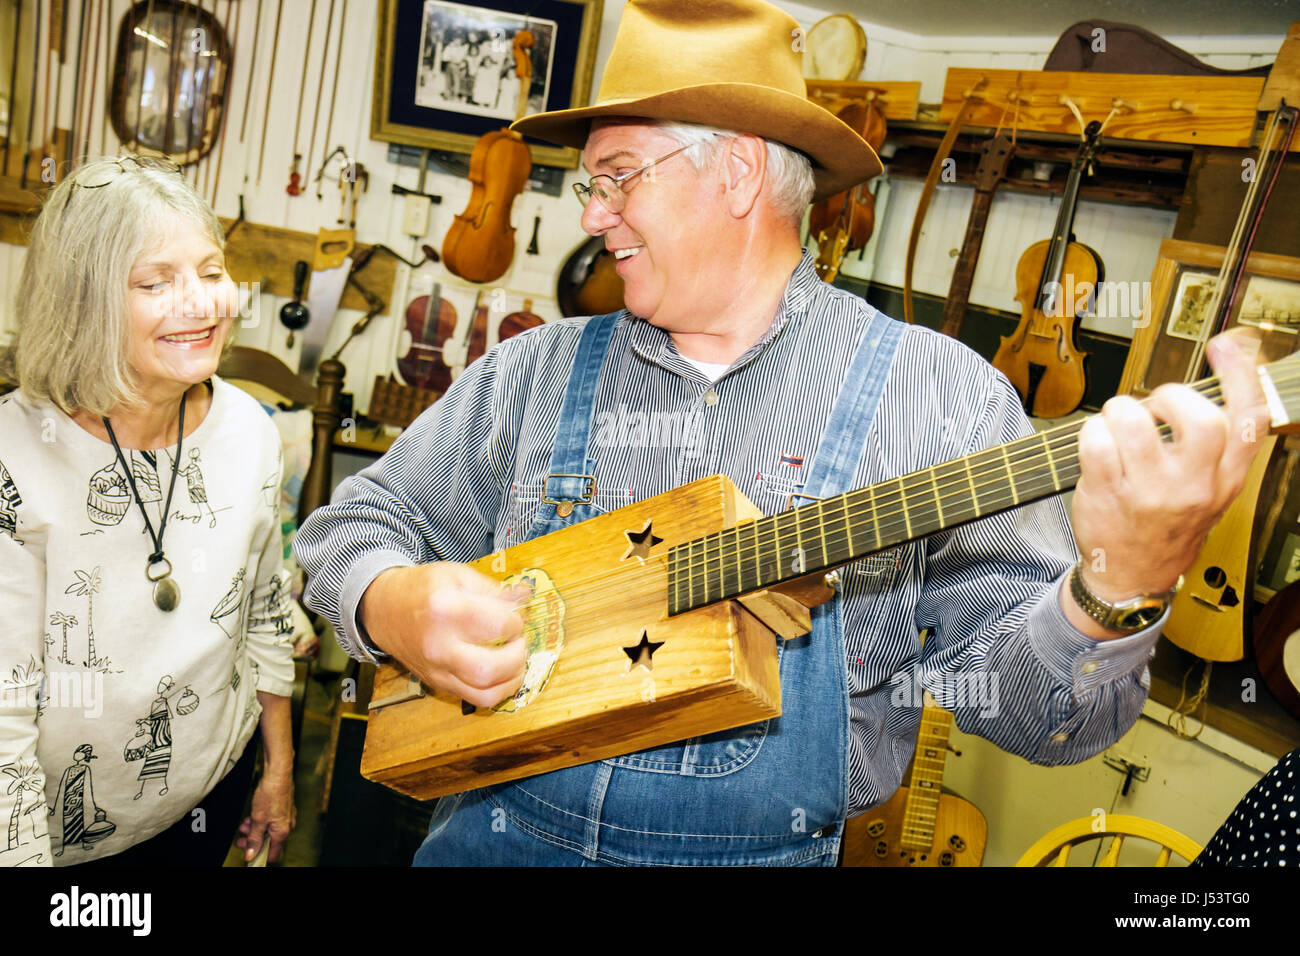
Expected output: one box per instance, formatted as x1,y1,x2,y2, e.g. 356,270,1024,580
280,261,311,347
257,0,285,183
286,0,318,195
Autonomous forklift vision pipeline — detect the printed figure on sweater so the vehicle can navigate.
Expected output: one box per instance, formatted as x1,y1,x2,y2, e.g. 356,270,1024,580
2,761,47,852
179,448,222,527
247,571,294,638
64,567,117,673
123,675,201,799
0,458,22,543
49,744,116,856
210,569,248,639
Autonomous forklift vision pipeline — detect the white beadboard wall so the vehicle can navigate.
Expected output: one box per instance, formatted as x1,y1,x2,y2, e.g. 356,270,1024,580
0,1,1283,387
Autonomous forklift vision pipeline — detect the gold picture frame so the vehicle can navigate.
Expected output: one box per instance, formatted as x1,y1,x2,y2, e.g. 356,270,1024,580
1119,237,1300,398
372,0,603,169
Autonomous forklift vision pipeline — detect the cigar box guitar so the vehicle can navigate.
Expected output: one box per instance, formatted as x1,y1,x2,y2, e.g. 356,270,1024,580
362,353,1300,801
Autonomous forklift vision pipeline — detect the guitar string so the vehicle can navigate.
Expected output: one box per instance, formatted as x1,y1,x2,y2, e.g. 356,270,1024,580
498,367,1297,611
510,370,1298,611
674,370,1300,599
675,371,1296,583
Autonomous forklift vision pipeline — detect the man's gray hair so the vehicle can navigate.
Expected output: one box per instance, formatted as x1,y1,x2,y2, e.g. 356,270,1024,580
651,121,815,222
9,157,227,416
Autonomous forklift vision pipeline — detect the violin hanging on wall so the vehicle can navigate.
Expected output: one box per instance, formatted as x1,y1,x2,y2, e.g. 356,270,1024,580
811,98,886,282
992,122,1104,418
441,31,535,284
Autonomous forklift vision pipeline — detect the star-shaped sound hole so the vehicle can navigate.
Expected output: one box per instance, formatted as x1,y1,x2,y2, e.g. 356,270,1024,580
623,631,665,671
622,522,664,563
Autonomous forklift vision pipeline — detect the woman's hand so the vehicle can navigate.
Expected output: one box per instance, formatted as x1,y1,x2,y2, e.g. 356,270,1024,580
238,768,295,863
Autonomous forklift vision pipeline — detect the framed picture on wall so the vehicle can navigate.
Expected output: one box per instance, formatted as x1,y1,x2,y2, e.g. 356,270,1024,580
1118,238,1300,398
372,0,603,169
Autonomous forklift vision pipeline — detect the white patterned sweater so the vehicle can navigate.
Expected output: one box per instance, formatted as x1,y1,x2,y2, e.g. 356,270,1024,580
0,377,296,865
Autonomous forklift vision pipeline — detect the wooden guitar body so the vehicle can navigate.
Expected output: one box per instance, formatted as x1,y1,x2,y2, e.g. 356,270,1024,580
1254,577,1300,720
993,239,1095,418
842,787,987,867
362,475,826,801
1165,434,1281,661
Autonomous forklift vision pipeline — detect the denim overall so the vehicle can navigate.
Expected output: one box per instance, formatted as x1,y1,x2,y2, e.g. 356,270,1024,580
414,309,904,866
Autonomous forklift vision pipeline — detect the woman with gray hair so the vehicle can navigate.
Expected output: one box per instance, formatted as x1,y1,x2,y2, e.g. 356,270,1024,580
0,156,297,866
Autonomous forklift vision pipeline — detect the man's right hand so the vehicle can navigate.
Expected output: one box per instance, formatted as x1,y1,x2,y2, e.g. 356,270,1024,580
359,563,529,708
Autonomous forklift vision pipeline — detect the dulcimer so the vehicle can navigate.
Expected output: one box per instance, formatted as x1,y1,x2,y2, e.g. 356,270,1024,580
361,351,1300,801
992,122,1103,418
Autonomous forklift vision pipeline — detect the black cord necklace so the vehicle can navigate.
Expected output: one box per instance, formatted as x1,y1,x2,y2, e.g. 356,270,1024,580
102,393,187,611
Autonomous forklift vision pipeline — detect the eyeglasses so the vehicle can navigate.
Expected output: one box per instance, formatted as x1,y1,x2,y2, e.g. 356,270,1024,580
62,155,182,212
572,142,701,214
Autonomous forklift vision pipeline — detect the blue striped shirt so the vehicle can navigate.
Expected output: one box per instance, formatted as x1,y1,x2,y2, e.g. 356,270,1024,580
295,251,1160,815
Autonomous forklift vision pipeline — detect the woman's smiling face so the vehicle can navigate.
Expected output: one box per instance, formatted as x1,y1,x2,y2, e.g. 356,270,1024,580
125,214,239,400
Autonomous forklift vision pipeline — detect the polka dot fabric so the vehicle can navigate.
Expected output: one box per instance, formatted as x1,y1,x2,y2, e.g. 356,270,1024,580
1192,748,1300,867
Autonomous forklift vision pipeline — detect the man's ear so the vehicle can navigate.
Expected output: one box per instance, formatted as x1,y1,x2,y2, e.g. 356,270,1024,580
722,135,767,219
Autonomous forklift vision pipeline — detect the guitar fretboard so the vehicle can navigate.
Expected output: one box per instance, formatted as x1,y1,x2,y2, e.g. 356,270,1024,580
901,700,954,851
667,424,1080,615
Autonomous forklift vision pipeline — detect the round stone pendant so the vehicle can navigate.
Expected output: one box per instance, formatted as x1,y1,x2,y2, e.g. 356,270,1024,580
147,557,180,612
152,576,181,612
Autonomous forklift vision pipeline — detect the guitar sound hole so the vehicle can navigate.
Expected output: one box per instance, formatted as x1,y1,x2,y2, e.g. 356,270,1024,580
867,820,886,838
940,851,955,866
874,841,888,858
1204,566,1227,588
949,835,966,851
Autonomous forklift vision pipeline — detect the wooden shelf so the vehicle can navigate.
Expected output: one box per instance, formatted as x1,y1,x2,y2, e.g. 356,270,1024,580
939,67,1275,150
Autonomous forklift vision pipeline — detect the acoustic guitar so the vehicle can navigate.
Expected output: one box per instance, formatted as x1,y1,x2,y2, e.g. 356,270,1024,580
842,692,986,867
1254,578,1300,721
362,352,1300,801
993,122,1103,418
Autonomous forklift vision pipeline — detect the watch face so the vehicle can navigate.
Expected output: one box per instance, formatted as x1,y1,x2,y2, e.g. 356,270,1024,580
1116,602,1166,630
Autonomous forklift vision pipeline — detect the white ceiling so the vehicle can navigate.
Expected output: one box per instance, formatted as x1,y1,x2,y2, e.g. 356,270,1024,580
820,0,1294,38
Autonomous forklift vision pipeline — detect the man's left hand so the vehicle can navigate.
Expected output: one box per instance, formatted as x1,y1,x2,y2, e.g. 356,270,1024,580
1067,329,1272,632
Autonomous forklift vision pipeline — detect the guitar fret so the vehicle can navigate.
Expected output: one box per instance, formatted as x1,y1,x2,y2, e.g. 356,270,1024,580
962,456,981,517
732,525,744,595
840,493,854,564
1000,446,1019,504
928,466,944,526
818,503,830,569
1041,433,1060,489
867,485,881,549
791,500,804,578
898,479,912,540
686,542,694,610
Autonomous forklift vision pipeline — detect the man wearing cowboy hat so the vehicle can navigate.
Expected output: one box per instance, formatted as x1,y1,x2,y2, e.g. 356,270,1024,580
296,0,1270,865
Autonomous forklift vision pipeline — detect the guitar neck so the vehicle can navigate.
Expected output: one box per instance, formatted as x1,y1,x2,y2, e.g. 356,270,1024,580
667,355,1299,615
939,188,996,339
901,698,955,851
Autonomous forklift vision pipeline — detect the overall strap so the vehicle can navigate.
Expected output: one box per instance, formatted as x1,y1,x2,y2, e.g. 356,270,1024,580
798,310,905,500
540,312,622,515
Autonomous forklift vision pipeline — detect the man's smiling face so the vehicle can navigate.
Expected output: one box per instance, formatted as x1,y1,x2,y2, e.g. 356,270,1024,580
579,120,725,331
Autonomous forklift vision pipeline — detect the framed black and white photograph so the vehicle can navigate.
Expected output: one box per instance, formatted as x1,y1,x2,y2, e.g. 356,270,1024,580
415,2,556,121
1236,274,1300,336
373,0,603,168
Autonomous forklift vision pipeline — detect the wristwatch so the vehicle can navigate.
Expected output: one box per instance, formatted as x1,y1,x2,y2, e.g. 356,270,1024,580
1068,559,1182,634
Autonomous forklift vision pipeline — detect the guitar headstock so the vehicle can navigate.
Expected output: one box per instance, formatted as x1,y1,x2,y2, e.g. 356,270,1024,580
974,131,1014,192
1261,351,1300,434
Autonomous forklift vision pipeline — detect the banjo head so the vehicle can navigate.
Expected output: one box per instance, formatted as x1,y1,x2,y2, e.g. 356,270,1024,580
803,14,867,81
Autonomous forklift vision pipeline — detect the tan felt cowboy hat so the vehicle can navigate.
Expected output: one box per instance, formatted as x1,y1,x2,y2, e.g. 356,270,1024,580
511,0,882,201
